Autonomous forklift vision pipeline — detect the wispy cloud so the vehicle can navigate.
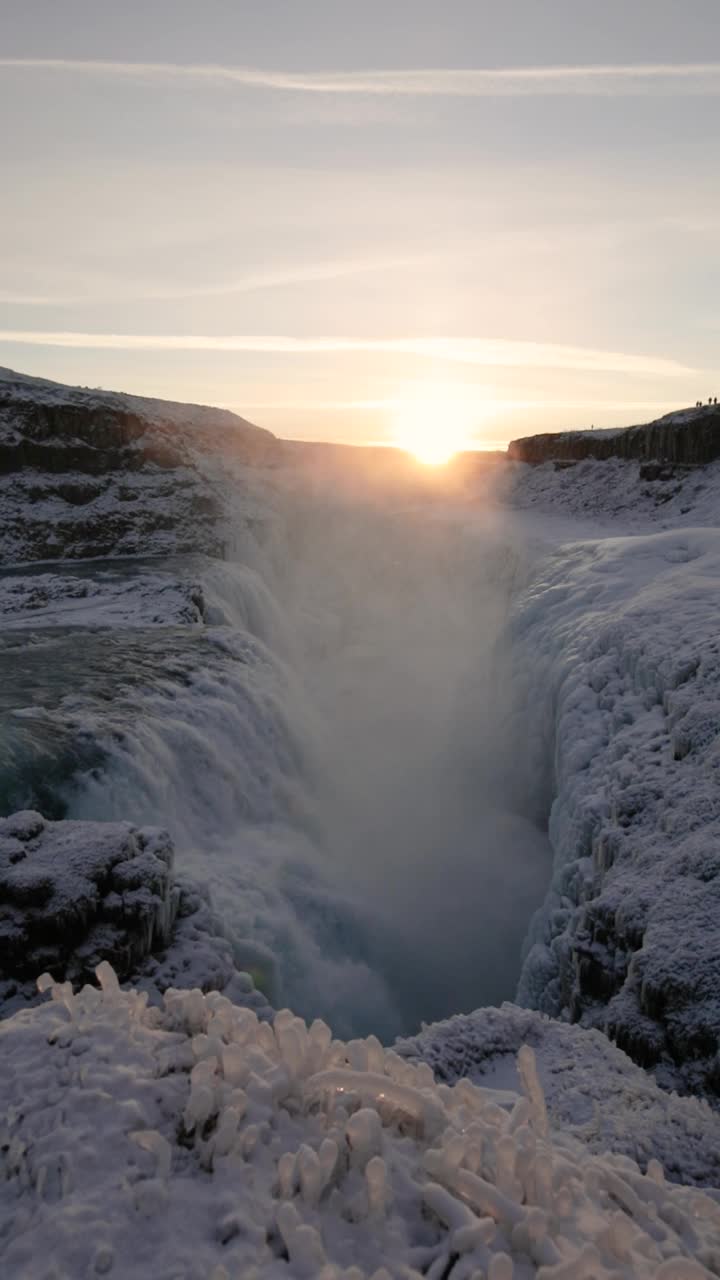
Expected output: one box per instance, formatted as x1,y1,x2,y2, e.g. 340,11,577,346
2,58,720,97
0,254,432,307
0,330,696,376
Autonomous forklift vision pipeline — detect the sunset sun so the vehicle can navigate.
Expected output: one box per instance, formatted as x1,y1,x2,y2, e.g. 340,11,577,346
391,385,480,464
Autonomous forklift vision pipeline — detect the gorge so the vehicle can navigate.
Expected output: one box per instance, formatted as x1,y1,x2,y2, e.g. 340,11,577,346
3,367,720,1276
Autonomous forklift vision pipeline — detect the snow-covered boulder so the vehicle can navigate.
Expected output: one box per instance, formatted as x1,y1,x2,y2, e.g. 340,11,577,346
0,811,178,999
2,968,720,1278
0,812,271,1020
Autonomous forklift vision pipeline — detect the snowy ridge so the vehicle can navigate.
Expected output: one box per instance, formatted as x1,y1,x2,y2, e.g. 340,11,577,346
0,365,276,565
0,365,270,443
3,964,720,1279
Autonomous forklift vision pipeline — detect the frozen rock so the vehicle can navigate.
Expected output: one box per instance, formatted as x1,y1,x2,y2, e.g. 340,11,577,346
0,811,272,1022
0,811,177,989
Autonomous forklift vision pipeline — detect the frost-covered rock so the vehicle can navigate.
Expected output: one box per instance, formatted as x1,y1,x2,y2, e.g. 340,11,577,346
0,812,178,1000
510,528,720,1097
0,812,271,1021
397,1003,720,1188
2,968,720,1278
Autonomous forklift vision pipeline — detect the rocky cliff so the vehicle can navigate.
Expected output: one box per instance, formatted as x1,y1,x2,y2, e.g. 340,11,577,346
0,367,277,564
509,403,720,466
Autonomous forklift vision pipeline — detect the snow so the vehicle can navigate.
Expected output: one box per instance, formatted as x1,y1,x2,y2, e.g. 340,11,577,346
0,568,205,628
0,365,274,566
397,1004,720,1188
0,464,224,564
503,456,720,529
495,455,720,1094
0,364,269,442
0,809,273,1022
2,966,720,1279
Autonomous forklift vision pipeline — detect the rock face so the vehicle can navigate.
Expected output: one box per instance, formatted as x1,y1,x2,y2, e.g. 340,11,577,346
0,811,178,993
508,403,720,466
0,810,271,1020
0,367,277,564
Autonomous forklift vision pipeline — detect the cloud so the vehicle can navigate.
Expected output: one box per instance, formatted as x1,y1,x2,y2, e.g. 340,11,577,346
0,254,433,308
2,58,720,97
0,330,696,377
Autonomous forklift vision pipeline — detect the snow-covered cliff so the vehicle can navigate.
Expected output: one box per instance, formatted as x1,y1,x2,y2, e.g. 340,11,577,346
508,403,720,466
0,366,275,563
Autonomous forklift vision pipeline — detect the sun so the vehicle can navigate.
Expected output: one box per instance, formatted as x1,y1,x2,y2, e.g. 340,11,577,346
390,384,480,465
399,430,461,466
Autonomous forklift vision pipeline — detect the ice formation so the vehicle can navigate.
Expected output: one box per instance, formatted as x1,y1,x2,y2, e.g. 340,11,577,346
3,966,720,1279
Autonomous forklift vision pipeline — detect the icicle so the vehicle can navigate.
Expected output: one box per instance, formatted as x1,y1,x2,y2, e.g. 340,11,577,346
95,961,120,996
130,1131,172,1180
345,1108,383,1169
517,1045,548,1138
365,1155,389,1215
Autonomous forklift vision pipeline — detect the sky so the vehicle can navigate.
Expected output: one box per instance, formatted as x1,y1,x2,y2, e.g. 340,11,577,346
1,0,719,449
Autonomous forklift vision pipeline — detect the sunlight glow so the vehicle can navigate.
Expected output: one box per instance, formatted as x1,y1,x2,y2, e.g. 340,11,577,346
390,384,482,465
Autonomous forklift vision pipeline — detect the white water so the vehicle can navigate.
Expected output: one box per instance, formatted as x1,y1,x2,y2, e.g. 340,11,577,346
69,481,551,1040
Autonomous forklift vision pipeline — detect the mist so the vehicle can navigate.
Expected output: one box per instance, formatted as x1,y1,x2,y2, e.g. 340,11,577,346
236,467,552,1034
67,460,551,1040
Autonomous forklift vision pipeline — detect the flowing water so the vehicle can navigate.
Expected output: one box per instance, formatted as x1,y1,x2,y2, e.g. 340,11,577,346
0,482,552,1040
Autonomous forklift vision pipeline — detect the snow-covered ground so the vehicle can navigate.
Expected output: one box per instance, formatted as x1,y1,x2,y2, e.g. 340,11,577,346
4,966,720,1279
